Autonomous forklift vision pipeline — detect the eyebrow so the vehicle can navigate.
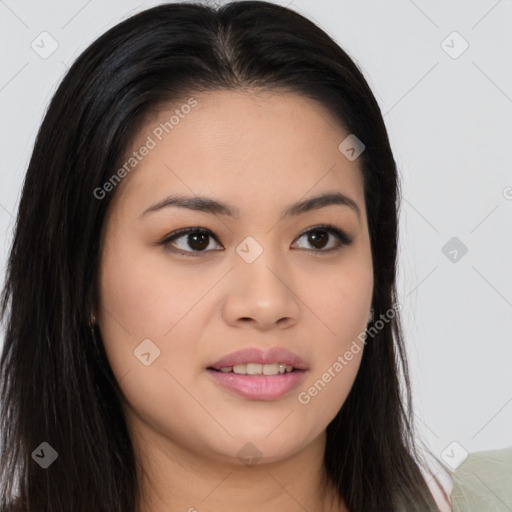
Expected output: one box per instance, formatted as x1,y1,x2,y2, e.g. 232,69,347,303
139,192,361,222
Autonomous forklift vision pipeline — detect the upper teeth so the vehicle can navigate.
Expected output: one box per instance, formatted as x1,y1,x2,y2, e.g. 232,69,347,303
219,363,294,375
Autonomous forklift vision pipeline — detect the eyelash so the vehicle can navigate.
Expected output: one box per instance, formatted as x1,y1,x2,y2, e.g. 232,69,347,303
158,223,353,257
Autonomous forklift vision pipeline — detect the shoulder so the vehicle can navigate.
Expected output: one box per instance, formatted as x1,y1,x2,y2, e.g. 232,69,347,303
450,447,512,512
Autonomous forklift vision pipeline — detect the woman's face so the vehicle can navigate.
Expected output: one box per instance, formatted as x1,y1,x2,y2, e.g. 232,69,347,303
97,90,373,465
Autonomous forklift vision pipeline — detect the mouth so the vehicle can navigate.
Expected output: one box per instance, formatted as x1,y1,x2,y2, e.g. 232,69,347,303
207,346,308,372
206,347,308,400
207,363,299,375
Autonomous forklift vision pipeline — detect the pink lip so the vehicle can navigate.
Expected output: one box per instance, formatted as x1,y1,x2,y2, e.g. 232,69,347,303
206,369,308,400
208,347,308,371
206,347,309,401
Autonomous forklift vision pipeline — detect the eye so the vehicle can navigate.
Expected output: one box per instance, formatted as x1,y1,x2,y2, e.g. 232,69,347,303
292,223,353,253
159,223,353,257
160,227,222,257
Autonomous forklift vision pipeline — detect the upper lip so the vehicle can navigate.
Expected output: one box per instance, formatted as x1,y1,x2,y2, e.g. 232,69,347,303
208,347,308,371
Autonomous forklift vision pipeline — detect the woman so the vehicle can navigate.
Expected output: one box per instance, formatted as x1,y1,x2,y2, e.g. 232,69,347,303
1,2,510,511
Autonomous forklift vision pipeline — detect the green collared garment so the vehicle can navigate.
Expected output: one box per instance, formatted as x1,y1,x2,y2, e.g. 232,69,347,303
450,447,512,511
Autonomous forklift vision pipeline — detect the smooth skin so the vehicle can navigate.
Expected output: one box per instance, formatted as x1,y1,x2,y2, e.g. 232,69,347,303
95,90,374,512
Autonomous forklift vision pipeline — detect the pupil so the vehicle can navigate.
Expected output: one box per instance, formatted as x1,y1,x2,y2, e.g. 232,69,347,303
189,232,209,251
309,230,327,249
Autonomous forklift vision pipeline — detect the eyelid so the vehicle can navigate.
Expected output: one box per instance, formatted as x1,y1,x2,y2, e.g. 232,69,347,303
159,223,352,257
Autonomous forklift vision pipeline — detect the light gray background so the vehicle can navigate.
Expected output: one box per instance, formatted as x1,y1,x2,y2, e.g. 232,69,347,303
1,0,511,472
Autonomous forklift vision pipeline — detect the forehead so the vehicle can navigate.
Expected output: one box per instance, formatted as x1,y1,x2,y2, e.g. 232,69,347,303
111,89,365,217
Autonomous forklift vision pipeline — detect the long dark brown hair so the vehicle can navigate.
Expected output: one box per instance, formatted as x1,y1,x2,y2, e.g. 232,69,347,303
1,2,448,511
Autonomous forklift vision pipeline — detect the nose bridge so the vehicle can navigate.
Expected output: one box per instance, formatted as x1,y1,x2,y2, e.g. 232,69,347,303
222,233,299,327
235,233,288,298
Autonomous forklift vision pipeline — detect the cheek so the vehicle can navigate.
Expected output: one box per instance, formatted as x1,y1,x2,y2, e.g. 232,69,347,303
96,234,201,384
294,253,371,419
97,243,219,451
296,349,362,428
306,252,373,347
119,361,216,454
295,295,366,431
98,232,214,340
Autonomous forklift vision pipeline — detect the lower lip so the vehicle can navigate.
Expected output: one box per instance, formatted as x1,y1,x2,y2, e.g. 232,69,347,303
206,369,307,401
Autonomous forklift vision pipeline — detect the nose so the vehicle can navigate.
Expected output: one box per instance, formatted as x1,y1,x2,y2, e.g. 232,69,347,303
222,247,300,331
